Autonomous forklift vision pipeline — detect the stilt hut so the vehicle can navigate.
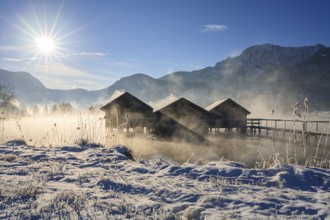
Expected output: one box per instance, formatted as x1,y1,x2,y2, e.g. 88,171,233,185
155,98,214,135
100,92,251,141
205,98,250,132
100,92,155,134
152,112,207,143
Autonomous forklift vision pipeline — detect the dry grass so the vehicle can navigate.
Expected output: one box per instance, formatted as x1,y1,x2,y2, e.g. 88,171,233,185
255,99,330,169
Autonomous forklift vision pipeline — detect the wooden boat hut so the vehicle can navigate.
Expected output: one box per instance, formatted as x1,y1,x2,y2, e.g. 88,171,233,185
100,92,155,134
205,98,250,132
151,112,207,142
100,92,251,141
155,97,214,135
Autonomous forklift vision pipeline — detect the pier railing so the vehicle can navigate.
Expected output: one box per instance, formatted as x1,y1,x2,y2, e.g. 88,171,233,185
247,118,330,139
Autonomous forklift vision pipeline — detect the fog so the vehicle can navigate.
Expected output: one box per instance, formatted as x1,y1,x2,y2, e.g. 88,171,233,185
126,136,258,166
147,93,178,111
1,88,329,168
0,110,106,147
2,110,329,168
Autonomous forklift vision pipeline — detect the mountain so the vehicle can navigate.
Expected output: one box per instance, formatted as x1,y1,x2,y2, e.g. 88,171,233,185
0,69,102,105
158,43,330,114
1,43,329,115
0,69,47,103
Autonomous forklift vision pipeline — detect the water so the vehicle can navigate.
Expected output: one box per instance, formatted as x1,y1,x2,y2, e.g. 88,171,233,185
1,114,329,168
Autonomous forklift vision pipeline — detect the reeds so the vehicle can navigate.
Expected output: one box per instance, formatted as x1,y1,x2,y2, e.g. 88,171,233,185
257,98,330,169
0,106,107,148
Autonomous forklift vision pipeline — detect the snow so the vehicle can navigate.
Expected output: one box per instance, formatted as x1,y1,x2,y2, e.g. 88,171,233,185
0,141,329,219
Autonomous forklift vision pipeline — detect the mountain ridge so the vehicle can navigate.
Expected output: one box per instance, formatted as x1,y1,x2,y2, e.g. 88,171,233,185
1,43,329,115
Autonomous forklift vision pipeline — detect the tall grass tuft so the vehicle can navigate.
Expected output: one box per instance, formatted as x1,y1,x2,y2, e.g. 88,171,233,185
257,98,330,169
73,107,106,147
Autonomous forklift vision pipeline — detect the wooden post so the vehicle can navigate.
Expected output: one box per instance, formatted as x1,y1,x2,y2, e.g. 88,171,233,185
275,121,278,138
266,120,268,136
250,122,253,135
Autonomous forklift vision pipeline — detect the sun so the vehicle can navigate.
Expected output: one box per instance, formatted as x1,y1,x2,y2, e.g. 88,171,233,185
14,3,85,63
36,37,55,54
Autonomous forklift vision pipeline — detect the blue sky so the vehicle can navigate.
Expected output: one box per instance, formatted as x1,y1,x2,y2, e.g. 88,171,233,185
0,0,330,90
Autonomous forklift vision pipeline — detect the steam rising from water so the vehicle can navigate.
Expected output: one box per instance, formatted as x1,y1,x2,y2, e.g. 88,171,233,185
109,90,125,101
127,137,258,166
0,107,263,166
148,93,178,111
1,88,329,167
1,111,106,147
1,112,329,167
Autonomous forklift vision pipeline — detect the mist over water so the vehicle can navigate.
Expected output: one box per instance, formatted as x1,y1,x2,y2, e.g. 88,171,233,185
126,134,330,168
1,109,329,168
0,111,106,147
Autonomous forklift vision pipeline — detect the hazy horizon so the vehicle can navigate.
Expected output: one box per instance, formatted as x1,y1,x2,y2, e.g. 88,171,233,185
1,41,329,92
1,0,330,90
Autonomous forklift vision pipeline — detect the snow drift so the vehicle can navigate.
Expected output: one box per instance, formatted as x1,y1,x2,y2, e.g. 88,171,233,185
0,141,329,219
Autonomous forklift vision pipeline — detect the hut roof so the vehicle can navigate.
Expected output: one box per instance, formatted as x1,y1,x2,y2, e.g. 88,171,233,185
157,98,209,114
205,98,250,114
156,97,213,119
100,92,152,111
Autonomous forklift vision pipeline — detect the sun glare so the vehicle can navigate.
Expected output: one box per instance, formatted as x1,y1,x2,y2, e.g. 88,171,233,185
36,37,55,53
14,3,86,64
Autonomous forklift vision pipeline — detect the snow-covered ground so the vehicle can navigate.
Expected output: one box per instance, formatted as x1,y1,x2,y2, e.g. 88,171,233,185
0,140,329,219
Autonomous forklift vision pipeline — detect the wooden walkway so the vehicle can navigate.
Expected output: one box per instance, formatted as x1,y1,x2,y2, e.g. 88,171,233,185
247,118,330,140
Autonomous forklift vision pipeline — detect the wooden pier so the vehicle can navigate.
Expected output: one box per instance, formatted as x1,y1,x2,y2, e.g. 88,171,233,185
247,118,330,140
